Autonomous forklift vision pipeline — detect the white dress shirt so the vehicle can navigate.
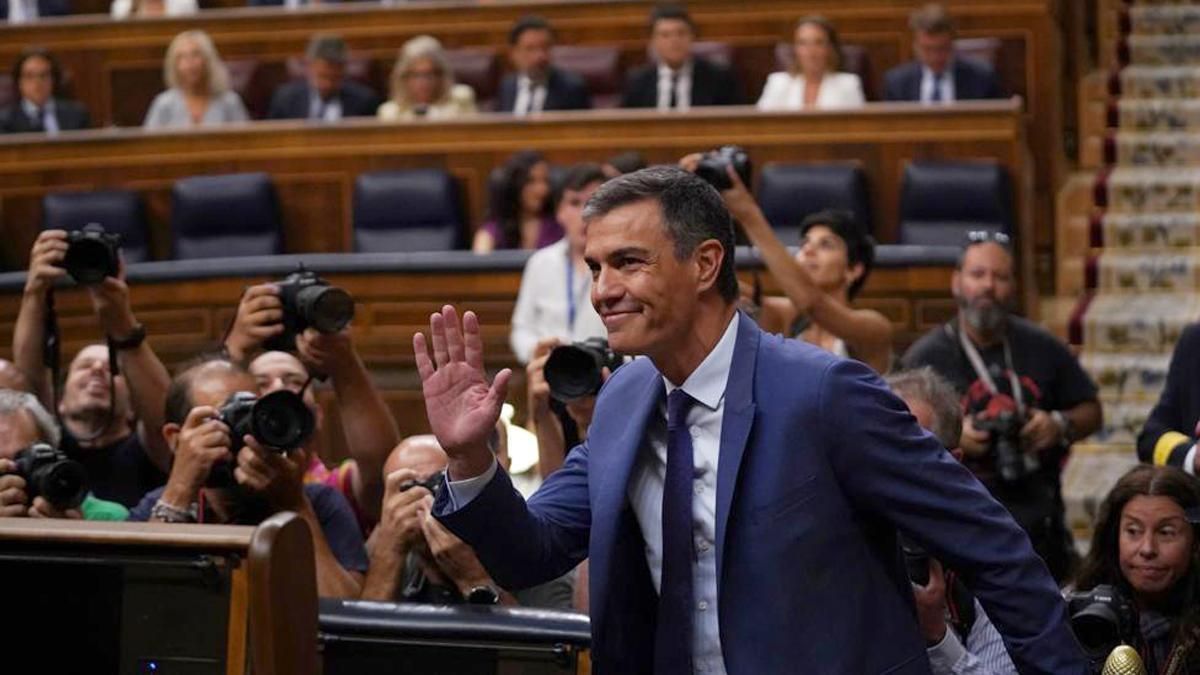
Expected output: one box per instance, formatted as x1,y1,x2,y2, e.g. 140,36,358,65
509,238,608,364
755,71,865,111
309,91,343,122
8,0,37,23
513,74,548,116
657,61,693,111
921,65,957,104
449,312,741,674
926,599,1018,675
20,98,57,134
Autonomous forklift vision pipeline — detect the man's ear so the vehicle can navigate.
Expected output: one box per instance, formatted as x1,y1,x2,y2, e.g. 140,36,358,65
693,239,725,295
162,423,181,453
846,261,865,290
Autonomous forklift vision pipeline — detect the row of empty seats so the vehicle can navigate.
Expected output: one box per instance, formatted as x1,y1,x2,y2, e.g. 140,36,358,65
39,161,1013,261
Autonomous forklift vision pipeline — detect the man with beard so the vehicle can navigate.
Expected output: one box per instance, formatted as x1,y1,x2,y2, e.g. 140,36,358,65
12,230,171,508
901,232,1101,581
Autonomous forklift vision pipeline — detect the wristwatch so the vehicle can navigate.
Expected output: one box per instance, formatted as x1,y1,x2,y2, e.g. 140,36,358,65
466,584,501,605
108,323,147,350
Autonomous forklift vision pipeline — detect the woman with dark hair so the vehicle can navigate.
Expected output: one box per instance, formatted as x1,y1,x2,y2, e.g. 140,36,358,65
0,46,90,134
472,150,561,253
680,154,892,372
758,15,865,110
1074,464,1200,674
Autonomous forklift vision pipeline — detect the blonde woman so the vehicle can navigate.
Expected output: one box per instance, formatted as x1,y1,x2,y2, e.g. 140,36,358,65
143,30,249,129
757,16,865,110
377,36,477,121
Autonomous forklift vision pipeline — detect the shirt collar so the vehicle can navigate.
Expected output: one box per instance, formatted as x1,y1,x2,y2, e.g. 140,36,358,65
922,63,954,81
21,98,54,117
662,311,739,411
658,60,693,79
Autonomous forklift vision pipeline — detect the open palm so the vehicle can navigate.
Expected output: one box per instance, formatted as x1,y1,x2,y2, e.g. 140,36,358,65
413,305,511,458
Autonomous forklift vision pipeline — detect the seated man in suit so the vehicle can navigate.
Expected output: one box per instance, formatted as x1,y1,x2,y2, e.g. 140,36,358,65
883,3,1003,104
621,3,741,110
267,34,381,122
2,0,68,22
0,47,89,133
414,167,1086,673
497,15,591,115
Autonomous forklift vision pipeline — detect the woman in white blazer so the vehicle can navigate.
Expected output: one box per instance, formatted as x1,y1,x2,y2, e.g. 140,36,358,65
758,16,865,111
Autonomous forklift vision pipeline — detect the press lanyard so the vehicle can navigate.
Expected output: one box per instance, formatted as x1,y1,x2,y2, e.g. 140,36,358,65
955,323,1025,417
566,251,586,332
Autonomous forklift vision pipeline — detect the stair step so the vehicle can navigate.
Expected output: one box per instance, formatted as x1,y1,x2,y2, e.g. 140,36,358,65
1128,35,1200,66
1130,5,1200,36
1117,99,1200,131
1081,351,1171,402
1082,292,1199,354
1094,248,1200,292
1113,131,1200,167
1101,212,1200,249
1104,167,1200,213
1119,66,1200,99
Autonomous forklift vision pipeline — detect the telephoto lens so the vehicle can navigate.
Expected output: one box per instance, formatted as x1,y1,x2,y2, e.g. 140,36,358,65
267,266,356,351
14,443,88,510
544,338,624,402
62,224,122,285
219,390,315,452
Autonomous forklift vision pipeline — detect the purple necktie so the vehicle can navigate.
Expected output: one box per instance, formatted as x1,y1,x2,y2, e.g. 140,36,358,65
654,388,697,674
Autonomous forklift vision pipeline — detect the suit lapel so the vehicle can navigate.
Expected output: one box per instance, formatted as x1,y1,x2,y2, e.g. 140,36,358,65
714,313,759,582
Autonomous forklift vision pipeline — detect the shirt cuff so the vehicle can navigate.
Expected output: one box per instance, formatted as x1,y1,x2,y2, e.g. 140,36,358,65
1185,446,1198,476
444,459,498,511
926,627,968,674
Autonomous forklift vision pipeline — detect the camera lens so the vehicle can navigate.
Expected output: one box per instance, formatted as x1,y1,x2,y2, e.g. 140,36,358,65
63,238,116,285
544,345,605,402
297,285,355,334
35,459,87,510
1071,606,1121,655
251,390,315,451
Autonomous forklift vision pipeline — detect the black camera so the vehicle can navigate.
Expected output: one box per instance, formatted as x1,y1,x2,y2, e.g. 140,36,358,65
63,224,121,285
219,390,315,453
694,145,753,191
13,443,88,510
544,338,624,402
973,410,1037,483
900,537,931,586
399,470,445,501
1067,584,1138,659
265,267,356,352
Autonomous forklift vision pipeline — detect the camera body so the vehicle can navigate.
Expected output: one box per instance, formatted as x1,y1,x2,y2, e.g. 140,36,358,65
899,536,931,586
544,337,624,402
973,408,1038,484
13,442,88,510
218,390,315,453
266,267,356,352
1066,584,1138,660
398,469,446,501
63,224,122,285
694,145,753,191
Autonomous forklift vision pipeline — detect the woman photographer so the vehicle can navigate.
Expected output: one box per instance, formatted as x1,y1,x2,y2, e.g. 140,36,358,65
1073,464,1200,674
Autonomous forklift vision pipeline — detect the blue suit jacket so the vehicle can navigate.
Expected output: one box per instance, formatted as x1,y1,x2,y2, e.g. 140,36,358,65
883,58,1004,102
436,315,1086,674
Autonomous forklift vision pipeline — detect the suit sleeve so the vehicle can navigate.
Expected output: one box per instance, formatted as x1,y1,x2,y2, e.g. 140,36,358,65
266,87,289,120
819,358,1087,675
882,66,908,102
1138,325,1200,468
716,65,744,105
433,441,592,591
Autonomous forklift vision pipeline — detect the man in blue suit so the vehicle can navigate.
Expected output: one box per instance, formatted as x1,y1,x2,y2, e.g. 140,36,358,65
883,3,1003,103
415,167,1086,674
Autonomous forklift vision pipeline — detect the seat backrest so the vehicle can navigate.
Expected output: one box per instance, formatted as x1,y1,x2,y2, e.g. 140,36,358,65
898,161,1013,246
352,169,464,252
773,42,875,100
42,190,150,263
170,172,282,259
0,74,12,112
755,163,872,246
953,37,1002,71
443,48,499,106
550,45,621,101
692,41,733,69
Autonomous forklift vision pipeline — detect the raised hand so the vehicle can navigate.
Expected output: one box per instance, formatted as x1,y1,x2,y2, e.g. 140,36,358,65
413,305,511,479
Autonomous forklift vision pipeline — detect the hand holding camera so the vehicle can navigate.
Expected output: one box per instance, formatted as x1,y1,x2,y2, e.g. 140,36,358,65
378,468,435,554
420,509,496,596
295,326,356,376
0,458,29,517
28,496,83,520
162,405,232,506
234,434,306,512
526,337,562,421
224,283,285,363
24,230,70,297
1019,408,1061,454
909,556,950,645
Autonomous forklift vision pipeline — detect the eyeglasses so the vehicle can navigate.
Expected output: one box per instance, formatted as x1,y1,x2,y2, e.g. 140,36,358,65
964,230,1012,247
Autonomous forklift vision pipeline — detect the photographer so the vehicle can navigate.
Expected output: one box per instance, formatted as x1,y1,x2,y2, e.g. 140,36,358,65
1071,465,1200,674
526,336,604,479
0,388,128,520
362,433,573,610
224,282,399,530
887,368,1018,675
901,233,1102,581
1138,322,1200,474
678,153,893,373
129,357,368,598
12,229,171,507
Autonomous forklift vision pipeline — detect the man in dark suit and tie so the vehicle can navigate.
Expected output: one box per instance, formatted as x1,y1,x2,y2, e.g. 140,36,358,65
266,34,381,122
0,47,89,134
883,3,1004,104
621,4,741,110
496,15,591,115
415,166,1087,674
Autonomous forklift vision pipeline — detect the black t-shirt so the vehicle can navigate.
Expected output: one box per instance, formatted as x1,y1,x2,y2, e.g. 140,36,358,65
61,429,166,509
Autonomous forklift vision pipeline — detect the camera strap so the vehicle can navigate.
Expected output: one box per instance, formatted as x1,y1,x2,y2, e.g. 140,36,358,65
956,323,1025,418
43,288,61,413
565,249,587,332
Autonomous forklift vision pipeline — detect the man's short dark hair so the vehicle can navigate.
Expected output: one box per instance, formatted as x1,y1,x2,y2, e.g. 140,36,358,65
583,166,738,302
605,151,648,175
11,46,63,99
885,367,963,449
553,162,607,211
164,355,245,426
306,34,348,65
648,3,696,34
955,231,1014,270
909,3,956,36
799,209,876,299
509,15,554,46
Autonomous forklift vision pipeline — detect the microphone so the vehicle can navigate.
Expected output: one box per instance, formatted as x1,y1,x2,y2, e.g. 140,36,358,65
1100,645,1146,675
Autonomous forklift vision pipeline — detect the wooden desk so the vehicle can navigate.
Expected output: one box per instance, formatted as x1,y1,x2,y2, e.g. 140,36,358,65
0,0,1064,277
0,102,1034,288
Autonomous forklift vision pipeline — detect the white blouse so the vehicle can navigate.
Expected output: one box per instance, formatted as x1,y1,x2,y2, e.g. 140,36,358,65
756,71,866,111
